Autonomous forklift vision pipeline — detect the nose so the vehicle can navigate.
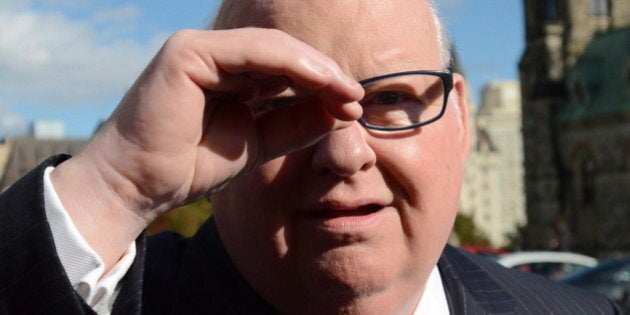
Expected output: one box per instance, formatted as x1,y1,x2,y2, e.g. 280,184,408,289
311,123,376,177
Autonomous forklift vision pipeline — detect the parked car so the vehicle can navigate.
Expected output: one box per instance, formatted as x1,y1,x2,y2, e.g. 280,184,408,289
497,251,598,280
459,245,507,260
561,258,630,313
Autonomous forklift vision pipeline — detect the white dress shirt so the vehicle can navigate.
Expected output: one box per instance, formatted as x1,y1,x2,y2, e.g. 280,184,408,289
44,167,136,314
414,266,450,315
43,166,449,314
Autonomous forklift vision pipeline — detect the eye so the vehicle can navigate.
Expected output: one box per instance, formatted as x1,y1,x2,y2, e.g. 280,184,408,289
357,73,448,130
360,91,424,128
363,91,415,107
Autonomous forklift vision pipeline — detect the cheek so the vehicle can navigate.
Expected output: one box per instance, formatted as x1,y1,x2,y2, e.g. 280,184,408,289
417,130,464,216
213,156,305,252
376,128,463,207
214,157,286,220
372,117,464,240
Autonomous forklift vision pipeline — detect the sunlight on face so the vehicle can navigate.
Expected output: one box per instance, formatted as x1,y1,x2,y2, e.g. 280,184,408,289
211,1,469,314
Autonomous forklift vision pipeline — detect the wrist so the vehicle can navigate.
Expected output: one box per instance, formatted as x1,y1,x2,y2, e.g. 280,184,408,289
50,153,147,272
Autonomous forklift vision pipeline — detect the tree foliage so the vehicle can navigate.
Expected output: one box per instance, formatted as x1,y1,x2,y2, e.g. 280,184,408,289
147,198,212,237
453,213,490,246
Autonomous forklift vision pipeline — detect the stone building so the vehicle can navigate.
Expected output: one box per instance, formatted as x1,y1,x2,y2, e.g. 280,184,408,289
460,81,526,247
0,137,86,192
0,139,13,182
519,0,630,256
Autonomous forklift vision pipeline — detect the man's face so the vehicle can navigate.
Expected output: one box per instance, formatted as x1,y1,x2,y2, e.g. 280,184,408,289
212,0,469,313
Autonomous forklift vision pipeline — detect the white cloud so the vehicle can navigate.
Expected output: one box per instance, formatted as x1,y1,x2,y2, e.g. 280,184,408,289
0,3,161,107
93,4,141,24
91,5,143,38
0,102,28,137
0,0,30,11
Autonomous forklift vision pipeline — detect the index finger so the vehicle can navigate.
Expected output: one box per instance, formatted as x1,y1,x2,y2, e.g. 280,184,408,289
177,28,365,121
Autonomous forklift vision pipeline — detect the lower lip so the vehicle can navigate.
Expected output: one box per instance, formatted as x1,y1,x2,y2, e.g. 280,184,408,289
302,207,387,233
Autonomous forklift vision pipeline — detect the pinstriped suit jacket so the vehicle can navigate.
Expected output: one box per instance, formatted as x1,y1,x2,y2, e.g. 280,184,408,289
0,156,622,314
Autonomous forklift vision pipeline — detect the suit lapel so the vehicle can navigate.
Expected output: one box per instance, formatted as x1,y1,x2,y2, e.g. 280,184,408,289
172,218,276,314
111,236,145,315
438,245,516,315
0,155,98,315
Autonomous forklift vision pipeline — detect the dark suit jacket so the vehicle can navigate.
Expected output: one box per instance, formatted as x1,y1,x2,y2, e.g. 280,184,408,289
0,156,622,314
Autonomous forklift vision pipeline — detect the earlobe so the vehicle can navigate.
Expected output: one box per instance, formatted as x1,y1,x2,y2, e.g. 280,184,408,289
452,73,470,162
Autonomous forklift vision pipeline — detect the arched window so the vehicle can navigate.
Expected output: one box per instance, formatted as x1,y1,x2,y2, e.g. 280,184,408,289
579,157,595,205
590,0,610,16
572,148,597,206
538,0,559,21
569,72,590,106
623,59,630,93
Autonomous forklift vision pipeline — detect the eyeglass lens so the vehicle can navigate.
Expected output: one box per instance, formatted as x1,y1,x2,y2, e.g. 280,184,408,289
360,74,445,129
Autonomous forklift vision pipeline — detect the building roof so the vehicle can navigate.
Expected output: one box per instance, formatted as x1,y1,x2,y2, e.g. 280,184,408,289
0,137,86,191
559,27,630,122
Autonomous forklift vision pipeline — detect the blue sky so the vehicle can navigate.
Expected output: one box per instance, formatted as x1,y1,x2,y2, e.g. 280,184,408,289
0,0,523,138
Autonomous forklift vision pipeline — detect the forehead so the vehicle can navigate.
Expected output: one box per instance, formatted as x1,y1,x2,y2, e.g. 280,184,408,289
226,0,443,79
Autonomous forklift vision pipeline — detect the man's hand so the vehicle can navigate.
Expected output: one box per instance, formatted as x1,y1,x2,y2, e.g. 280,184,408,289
50,28,363,270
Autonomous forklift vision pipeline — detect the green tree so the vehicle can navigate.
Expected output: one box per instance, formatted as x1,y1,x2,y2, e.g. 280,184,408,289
453,213,490,246
504,224,527,251
148,198,212,237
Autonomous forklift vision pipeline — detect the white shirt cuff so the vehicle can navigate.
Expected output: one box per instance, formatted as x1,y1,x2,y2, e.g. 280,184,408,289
43,166,137,310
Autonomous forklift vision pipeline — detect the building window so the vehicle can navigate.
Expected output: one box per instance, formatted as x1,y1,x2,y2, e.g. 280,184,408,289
590,0,610,16
579,158,595,205
623,59,630,93
569,72,590,106
573,149,597,206
538,0,559,21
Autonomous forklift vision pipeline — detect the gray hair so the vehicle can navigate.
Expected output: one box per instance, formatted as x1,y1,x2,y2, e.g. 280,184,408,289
427,0,453,70
210,0,452,70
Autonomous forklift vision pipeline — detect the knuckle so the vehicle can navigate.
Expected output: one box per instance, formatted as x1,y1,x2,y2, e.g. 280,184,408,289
265,28,289,40
165,29,198,49
246,28,292,49
159,29,205,65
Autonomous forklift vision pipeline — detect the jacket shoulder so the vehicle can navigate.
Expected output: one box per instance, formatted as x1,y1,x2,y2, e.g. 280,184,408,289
0,155,95,314
440,246,621,314
142,231,189,313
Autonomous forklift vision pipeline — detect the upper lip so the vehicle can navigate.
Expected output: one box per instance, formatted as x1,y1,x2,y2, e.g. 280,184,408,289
303,198,390,216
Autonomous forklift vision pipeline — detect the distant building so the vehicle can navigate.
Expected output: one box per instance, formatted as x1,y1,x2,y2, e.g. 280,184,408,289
461,81,526,247
0,139,13,183
32,120,66,139
0,137,86,192
519,0,629,256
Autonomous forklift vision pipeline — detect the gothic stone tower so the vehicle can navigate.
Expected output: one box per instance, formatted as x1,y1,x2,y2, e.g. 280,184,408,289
519,0,629,253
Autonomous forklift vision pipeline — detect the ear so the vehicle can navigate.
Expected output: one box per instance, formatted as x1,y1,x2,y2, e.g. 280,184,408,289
452,72,470,164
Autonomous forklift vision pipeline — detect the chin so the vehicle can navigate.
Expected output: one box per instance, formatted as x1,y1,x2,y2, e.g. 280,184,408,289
298,244,403,298
277,245,420,315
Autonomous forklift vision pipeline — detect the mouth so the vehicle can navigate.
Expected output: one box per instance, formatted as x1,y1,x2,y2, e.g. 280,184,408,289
309,204,383,219
303,203,387,233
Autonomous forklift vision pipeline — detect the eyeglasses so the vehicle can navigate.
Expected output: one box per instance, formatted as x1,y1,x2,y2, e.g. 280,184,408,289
358,70,453,131
252,70,453,131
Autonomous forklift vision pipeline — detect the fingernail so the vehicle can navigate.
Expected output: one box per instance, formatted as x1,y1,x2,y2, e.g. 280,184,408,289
342,75,361,90
302,58,332,78
340,76,364,101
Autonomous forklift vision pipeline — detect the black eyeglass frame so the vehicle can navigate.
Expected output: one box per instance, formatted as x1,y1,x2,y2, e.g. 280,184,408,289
358,70,453,131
